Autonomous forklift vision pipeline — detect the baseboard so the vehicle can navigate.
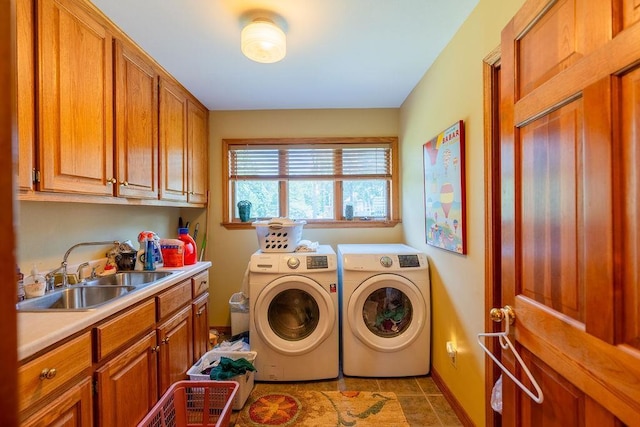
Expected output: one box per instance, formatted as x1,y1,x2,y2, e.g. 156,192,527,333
431,367,475,427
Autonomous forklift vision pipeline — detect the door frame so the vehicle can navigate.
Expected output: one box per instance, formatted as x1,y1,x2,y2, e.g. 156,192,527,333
483,45,502,427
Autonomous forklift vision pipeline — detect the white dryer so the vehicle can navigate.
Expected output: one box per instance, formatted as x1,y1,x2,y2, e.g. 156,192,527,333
249,245,339,381
338,244,430,377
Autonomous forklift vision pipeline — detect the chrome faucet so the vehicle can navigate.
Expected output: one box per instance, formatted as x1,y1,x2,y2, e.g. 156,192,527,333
55,241,121,288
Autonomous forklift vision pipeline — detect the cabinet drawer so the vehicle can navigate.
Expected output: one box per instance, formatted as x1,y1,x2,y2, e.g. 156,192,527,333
156,280,191,320
18,332,92,413
94,299,155,362
191,270,209,298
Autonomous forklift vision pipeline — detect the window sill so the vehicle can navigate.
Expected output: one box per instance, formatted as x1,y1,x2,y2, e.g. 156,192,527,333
222,219,400,230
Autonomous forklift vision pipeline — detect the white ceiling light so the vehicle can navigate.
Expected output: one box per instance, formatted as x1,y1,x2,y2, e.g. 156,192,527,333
241,18,286,64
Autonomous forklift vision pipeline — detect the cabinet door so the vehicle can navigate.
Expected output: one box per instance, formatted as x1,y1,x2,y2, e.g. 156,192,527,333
38,0,114,195
159,78,187,202
17,0,35,192
192,292,210,362
21,376,93,427
114,40,159,200
19,332,92,413
187,99,208,205
157,305,193,394
95,330,158,427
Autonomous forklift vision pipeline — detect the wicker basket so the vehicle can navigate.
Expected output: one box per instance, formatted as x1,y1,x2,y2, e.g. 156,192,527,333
137,380,238,427
252,218,306,252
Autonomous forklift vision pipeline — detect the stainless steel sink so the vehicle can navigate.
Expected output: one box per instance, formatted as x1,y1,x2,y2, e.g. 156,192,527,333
82,271,174,288
17,285,136,312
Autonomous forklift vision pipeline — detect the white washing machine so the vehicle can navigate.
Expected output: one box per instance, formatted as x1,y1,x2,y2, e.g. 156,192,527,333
338,244,430,377
249,245,339,381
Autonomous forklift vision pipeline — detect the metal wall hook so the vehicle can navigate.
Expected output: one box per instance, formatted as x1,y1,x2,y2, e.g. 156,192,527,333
478,306,544,404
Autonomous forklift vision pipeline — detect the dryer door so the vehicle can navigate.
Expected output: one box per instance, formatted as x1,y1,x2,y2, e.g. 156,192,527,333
347,273,427,352
253,275,336,356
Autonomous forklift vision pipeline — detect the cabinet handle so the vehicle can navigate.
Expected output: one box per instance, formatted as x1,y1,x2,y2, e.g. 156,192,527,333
150,345,160,353
120,181,129,187
107,178,116,184
197,308,205,317
39,368,57,380
161,337,170,345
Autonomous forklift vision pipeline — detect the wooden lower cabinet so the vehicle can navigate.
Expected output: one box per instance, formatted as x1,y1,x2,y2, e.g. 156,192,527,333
95,330,158,427
21,376,93,427
192,292,210,362
19,269,210,426
157,304,193,395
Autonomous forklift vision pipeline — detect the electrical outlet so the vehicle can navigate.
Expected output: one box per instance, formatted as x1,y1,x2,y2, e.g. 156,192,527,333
446,341,457,367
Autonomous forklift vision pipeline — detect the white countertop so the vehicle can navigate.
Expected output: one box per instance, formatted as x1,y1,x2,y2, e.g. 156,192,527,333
18,262,212,361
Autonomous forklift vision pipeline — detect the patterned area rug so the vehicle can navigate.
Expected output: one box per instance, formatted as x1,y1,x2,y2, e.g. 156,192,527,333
233,390,410,426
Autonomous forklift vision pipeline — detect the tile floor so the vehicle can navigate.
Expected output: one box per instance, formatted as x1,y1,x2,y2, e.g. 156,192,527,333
228,372,463,426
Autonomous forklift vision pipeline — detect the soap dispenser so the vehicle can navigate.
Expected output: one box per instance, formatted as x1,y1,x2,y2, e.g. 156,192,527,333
23,265,46,298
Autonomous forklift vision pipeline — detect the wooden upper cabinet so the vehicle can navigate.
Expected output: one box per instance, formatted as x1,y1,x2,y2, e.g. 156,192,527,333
17,0,35,192
114,40,159,200
37,0,115,196
187,100,208,205
159,78,188,203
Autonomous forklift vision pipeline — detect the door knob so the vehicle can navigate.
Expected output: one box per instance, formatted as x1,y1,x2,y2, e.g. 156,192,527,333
490,305,515,324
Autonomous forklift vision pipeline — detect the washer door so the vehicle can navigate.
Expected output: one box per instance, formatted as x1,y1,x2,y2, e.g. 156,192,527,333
347,273,426,352
253,275,336,356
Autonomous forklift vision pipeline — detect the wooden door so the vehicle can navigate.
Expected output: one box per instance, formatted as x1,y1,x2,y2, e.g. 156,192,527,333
2,1,18,424
114,40,159,200
498,0,640,425
156,305,193,395
186,99,209,205
159,78,188,202
38,0,114,195
95,331,158,427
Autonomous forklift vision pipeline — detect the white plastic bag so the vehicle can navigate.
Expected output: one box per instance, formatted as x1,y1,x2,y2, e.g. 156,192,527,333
491,374,503,414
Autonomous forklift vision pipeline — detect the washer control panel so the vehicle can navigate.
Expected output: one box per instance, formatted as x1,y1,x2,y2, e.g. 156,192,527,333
250,245,337,273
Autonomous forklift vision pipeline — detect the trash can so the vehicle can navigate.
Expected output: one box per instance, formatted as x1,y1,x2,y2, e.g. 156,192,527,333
229,292,249,336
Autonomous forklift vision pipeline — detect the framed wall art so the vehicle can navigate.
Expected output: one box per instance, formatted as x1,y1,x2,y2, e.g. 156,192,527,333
423,120,466,254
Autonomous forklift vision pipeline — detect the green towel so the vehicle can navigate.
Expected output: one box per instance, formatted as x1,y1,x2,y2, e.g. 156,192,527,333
210,356,256,380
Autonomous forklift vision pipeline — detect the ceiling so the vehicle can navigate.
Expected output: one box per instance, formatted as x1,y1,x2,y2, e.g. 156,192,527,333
90,0,479,111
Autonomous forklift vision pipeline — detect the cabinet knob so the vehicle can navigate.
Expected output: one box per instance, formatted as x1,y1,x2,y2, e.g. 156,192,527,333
39,368,57,380
107,178,116,184
161,337,170,345
120,181,129,187
197,308,205,317
151,345,160,353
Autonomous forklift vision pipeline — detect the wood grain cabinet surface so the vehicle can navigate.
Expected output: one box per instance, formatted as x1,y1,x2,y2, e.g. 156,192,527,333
16,0,208,207
18,332,92,419
114,39,160,200
37,0,115,196
21,376,93,427
95,330,159,427
157,305,193,395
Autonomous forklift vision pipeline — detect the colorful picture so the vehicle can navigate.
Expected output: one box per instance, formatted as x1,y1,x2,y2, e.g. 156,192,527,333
423,121,466,254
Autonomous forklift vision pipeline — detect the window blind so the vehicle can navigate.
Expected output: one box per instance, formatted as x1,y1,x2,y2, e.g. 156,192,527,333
229,143,392,180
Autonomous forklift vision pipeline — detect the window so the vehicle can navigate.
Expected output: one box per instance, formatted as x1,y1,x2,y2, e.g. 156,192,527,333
223,137,399,227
